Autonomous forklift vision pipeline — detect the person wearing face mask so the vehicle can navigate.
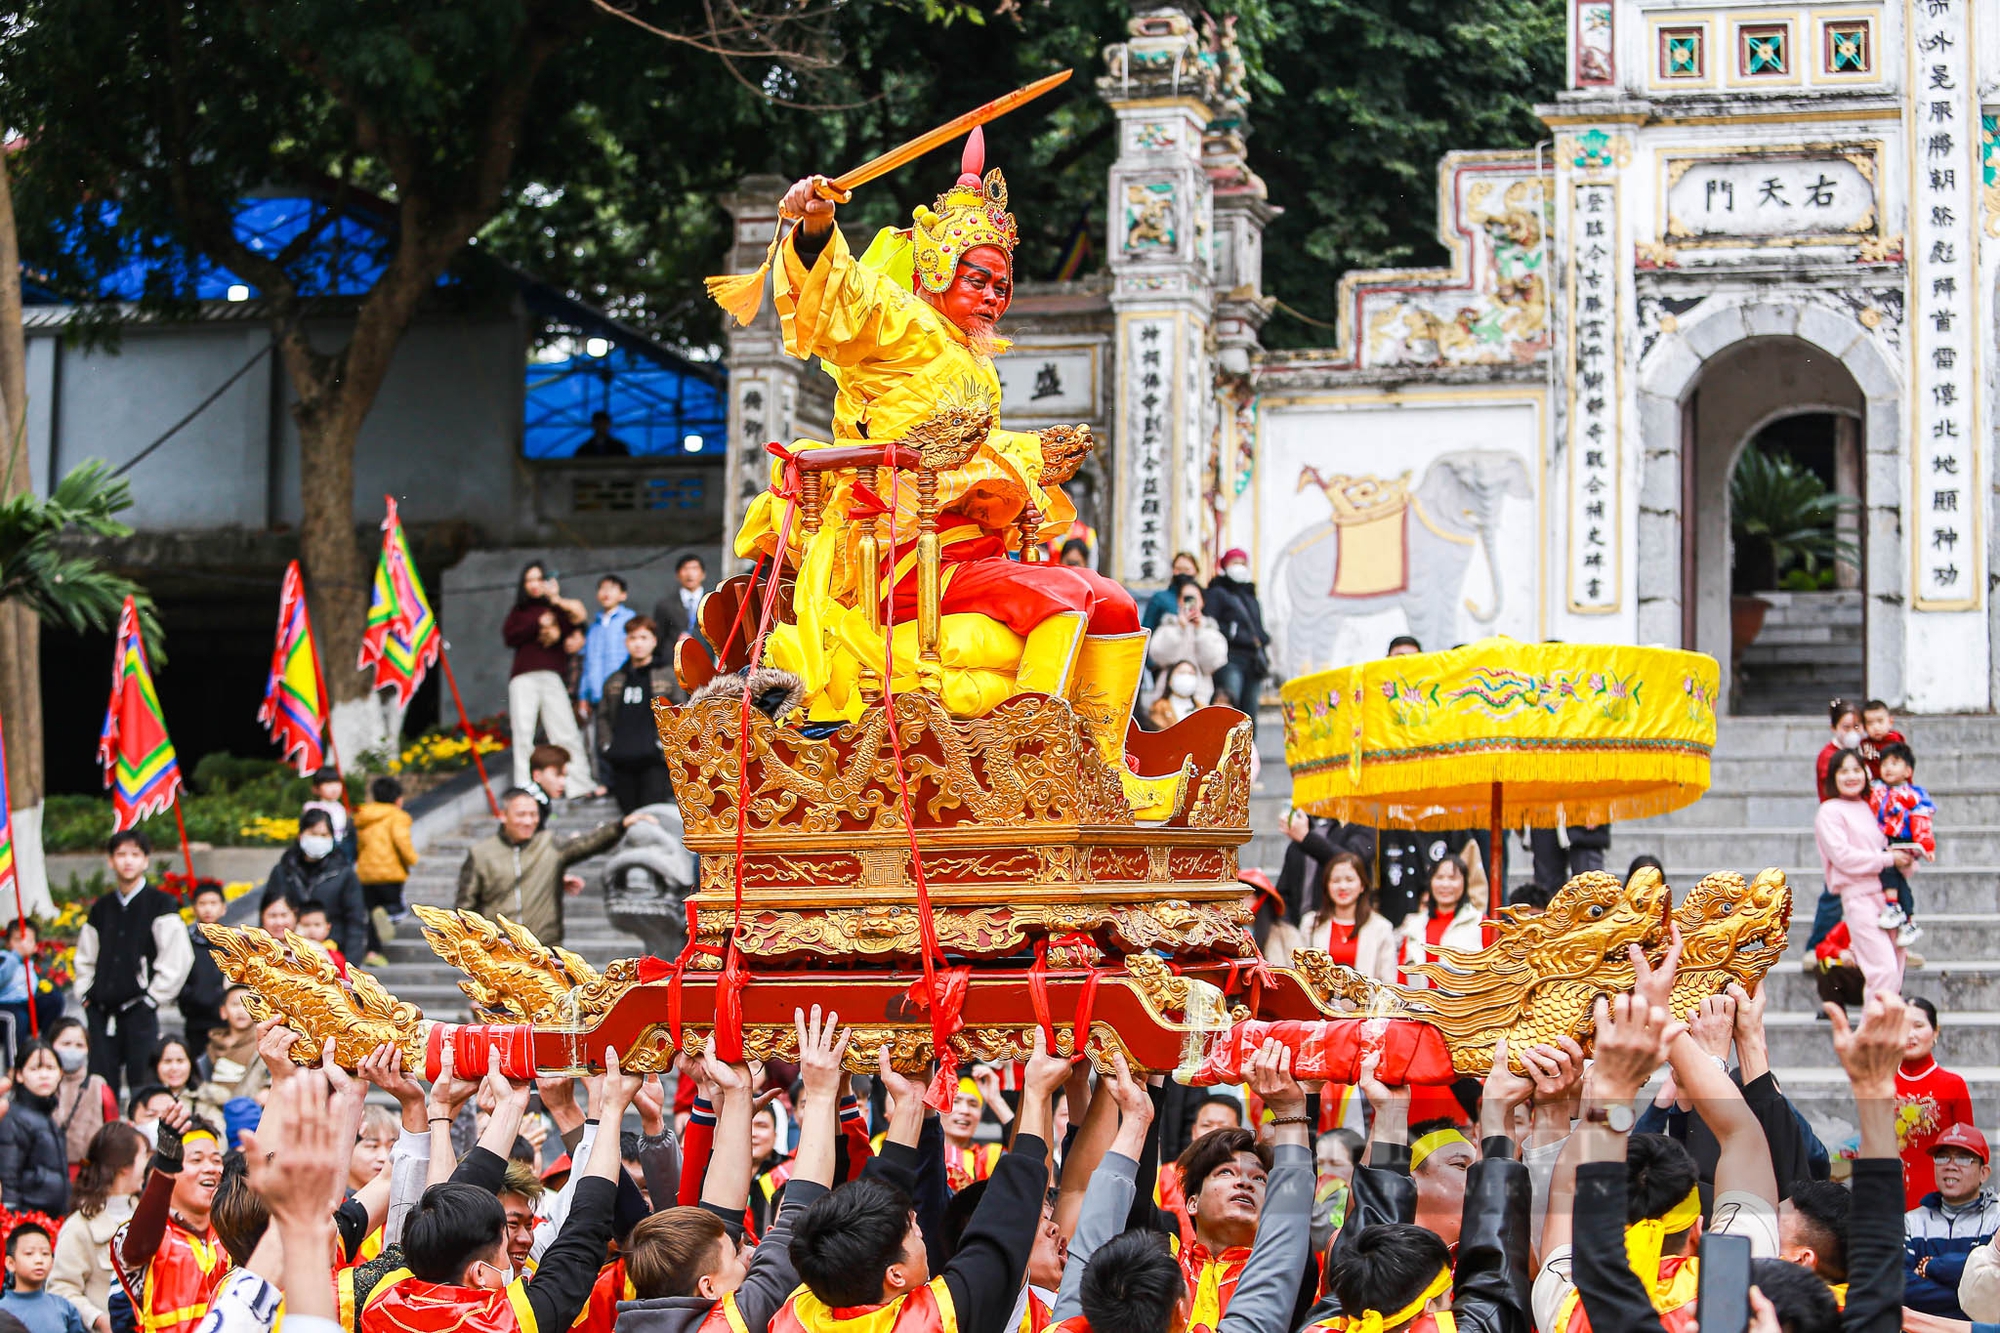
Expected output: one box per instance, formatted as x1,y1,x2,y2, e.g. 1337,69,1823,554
44,1021,117,1184
1202,549,1271,741
1145,583,1228,730
258,808,369,964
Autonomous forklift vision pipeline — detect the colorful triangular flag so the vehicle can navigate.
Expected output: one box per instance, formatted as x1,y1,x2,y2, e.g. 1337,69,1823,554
98,595,182,831
259,560,329,774
0,709,16,902
357,496,440,707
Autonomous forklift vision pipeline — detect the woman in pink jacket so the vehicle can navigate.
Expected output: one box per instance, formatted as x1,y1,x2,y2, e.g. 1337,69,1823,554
1815,747,1917,997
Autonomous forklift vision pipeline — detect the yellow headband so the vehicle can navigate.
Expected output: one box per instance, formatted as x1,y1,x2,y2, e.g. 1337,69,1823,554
1409,1128,1471,1171
1623,1187,1703,1306
957,1076,983,1105
1326,1266,1452,1333
180,1129,219,1147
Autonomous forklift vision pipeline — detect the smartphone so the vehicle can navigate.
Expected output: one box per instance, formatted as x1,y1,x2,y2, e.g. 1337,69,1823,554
1698,1231,1752,1333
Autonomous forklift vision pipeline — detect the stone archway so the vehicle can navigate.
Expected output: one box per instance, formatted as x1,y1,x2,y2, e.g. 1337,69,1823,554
1635,299,1903,711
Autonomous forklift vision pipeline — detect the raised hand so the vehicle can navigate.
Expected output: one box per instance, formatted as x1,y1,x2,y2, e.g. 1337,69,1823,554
633,1073,667,1137
876,1044,926,1113
1023,1028,1071,1097
1689,992,1737,1060
1629,922,1684,1014
427,1041,481,1121
1522,1037,1586,1108
795,1006,851,1103
319,1038,356,1102
1586,993,1684,1102
1828,990,1908,1097
481,1045,529,1110
256,1019,301,1083
358,1042,427,1115
599,1047,643,1115
1482,1036,1535,1116
1246,1038,1307,1118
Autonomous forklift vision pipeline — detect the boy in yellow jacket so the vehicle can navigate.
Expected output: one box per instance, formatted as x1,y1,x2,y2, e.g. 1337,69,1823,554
353,777,419,949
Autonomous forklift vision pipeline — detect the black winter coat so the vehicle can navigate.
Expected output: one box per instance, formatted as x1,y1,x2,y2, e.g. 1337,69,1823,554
262,845,368,961
0,1087,71,1216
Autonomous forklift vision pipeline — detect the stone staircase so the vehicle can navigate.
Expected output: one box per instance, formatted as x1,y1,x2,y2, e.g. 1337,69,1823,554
1733,590,1865,716
367,794,650,1021
1250,705,2000,1140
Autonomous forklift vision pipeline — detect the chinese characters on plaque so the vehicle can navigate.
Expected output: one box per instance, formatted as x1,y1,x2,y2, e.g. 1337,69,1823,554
1124,318,1174,582
1662,154,1878,243
1908,0,1980,610
1568,180,1620,613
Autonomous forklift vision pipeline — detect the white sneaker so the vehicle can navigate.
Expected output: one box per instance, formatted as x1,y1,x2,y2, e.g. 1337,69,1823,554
1896,923,1923,949
1877,904,1907,930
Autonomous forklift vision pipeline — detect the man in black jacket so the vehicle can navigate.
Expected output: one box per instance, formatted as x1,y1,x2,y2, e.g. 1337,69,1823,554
1203,550,1271,741
73,831,192,1096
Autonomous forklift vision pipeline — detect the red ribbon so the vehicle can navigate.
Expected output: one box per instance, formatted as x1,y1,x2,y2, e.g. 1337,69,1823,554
876,469,960,1110
1027,941,1057,1052
1224,950,1280,1021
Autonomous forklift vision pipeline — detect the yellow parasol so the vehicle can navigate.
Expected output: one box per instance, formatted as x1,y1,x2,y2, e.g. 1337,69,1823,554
1280,637,1719,906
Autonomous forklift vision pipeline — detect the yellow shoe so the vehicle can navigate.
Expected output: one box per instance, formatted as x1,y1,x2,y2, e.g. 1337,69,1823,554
1014,612,1088,697
1067,631,1149,768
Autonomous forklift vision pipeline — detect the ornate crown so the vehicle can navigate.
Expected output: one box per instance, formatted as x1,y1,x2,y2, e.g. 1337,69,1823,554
911,127,1019,294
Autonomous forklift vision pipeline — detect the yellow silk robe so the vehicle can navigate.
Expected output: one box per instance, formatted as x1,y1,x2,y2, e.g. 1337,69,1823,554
731,223,1078,714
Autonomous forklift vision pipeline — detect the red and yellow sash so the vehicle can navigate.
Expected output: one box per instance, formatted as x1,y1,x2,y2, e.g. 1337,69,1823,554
1556,1256,1699,1333
773,1277,957,1333
1018,1290,1051,1333
125,1220,232,1333
698,1292,755,1333
1181,1244,1251,1333
361,1274,538,1333
568,1259,637,1333
946,1144,1003,1194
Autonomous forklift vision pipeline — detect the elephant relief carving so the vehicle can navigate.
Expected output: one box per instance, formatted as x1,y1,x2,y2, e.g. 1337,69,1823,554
1268,449,1533,676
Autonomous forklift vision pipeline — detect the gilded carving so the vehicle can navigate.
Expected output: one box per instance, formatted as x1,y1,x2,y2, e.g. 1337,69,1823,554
200,925,427,1067
412,906,617,1024
1187,721,1255,828
662,691,1135,840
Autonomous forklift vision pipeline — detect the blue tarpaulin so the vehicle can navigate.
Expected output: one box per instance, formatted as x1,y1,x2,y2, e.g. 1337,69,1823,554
524,346,728,459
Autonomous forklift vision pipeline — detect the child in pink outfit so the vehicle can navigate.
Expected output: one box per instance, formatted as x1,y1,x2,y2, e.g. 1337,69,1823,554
1815,746,1914,998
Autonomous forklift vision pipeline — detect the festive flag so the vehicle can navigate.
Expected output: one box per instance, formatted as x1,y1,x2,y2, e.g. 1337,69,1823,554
357,496,440,706
259,560,329,774
1050,213,1094,282
98,595,182,830
0,709,16,902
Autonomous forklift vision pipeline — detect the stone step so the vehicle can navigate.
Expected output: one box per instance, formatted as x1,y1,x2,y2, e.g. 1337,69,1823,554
1631,865,2000,913
1638,789,2000,827
1622,826,2000,866
1764,1008,2000,1066
1713,716,2000,750
1763,1067,2000,1135
1764,958,2000,1010
1785,912,1998,958
1737,643,1867,668
1702,754,1999,789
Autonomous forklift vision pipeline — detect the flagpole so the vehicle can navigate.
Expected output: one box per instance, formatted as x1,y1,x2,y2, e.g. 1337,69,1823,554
437,646,501,819
171,796,196,885
298,591,352,808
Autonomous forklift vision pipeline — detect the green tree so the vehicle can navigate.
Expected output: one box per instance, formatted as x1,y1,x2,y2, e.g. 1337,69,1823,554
1235,0,1567,347
0,0,835,755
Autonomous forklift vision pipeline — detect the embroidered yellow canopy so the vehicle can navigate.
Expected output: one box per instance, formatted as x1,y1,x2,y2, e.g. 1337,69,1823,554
1280,636,1718,830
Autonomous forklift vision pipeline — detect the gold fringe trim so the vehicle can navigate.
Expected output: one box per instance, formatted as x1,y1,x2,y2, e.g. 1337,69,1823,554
1290,748,1710,831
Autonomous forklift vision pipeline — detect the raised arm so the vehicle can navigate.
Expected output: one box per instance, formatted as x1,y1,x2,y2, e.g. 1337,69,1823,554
1667,997,1779,1207
700,1051,757,1216
1050,1054,1153,1324
1830,993,1910,1333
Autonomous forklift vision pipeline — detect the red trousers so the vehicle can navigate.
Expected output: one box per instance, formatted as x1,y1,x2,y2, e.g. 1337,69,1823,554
889,556,1140,636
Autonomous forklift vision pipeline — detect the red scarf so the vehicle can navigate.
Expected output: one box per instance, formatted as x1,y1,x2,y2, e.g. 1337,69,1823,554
1180,1242,1251,1333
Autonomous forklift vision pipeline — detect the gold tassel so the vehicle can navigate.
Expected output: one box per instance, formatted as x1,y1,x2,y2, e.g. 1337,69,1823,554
706,219,785,327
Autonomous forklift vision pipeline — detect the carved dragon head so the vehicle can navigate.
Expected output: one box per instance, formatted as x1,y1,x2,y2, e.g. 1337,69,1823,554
199,925,426,1068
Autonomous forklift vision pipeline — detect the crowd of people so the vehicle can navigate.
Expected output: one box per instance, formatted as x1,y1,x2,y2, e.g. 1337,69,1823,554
0,547,1963,1333
0,908,1971,1333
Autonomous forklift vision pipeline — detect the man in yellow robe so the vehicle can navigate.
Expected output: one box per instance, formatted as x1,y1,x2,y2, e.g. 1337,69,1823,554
725,134,1143,742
